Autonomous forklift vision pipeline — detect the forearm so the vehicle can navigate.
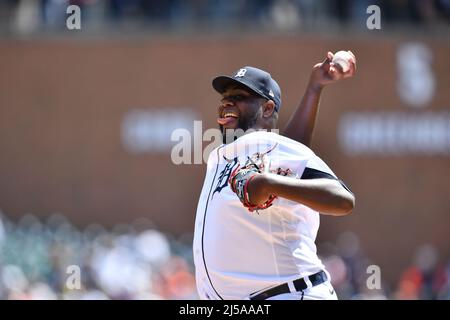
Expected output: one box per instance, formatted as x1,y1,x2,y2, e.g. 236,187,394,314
282,82,323,147
283,50,356,146
248,173,354,216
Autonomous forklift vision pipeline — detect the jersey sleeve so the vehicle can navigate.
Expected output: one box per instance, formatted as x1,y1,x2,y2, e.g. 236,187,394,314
301,154,353,195
222,131,353,195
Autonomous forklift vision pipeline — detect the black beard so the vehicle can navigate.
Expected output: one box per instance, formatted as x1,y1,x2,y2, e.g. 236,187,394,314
220,112,259,144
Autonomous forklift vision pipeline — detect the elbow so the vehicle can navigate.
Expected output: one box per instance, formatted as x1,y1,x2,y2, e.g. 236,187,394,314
339,193,355,216
331,192,355,216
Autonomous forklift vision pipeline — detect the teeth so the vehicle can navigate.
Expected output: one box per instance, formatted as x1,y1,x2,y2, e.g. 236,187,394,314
223,112,238,118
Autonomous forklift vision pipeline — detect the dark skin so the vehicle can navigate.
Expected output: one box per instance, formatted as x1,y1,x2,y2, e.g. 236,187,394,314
284,51,357,147
216,51,356,215
217,85,276,144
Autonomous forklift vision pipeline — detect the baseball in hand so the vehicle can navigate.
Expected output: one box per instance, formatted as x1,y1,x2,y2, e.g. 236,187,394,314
332,51,353,73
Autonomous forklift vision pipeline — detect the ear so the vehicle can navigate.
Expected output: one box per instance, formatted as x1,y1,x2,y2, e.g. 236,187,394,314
262,100,276,118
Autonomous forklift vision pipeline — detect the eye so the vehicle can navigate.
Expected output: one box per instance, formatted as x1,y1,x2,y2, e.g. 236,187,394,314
228,95,247,101
222,94,251,102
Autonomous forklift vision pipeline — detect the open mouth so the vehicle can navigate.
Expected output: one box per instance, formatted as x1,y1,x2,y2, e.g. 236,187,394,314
217,111,239,126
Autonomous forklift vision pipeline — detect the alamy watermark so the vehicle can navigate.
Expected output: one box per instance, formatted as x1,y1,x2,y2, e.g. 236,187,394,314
366,5,381,30
64,5,380,33
366,264,382,290
170,121,280,165
66,5,81,30
65,265,81,290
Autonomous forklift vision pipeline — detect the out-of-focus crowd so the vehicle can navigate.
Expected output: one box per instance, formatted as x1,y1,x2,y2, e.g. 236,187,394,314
0,211,198,299
0,0,449,35
319,232,450,300
0,211,448,300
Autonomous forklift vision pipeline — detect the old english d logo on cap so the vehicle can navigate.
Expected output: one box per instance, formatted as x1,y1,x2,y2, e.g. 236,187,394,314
235,68,247,77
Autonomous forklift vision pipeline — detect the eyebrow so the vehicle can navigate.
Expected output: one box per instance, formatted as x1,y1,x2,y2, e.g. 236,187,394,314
222,89,251,96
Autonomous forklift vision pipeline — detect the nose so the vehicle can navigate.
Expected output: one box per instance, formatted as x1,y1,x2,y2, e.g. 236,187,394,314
218,97,234,113
221,97,235,106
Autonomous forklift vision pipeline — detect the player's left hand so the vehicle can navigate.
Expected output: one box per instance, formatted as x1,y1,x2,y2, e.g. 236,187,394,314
308,51,356,90
229,153,277,213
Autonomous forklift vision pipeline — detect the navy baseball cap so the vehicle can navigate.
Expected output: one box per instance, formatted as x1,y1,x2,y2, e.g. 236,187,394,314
212,66,282,111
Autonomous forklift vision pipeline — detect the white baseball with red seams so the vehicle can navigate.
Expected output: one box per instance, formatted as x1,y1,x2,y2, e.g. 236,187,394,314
332,51,353,73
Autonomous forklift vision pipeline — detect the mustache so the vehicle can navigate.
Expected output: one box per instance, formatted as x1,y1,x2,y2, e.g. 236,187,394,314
219,112,259,144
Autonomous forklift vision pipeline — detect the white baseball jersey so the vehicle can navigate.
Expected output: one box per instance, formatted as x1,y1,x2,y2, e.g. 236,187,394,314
193,131,346,300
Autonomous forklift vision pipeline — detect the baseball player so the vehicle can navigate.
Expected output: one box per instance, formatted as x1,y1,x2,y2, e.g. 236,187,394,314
193,53,356,300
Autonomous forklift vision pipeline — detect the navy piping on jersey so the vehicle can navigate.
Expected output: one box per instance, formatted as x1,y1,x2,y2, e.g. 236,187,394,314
200,145,225,300
301,167,353,195
201,156,351,300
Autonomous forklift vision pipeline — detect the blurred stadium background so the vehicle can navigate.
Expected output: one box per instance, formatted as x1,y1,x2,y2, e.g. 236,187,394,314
0,0,450,300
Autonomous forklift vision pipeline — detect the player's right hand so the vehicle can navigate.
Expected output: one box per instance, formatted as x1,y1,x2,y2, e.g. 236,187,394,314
308,51,357,90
